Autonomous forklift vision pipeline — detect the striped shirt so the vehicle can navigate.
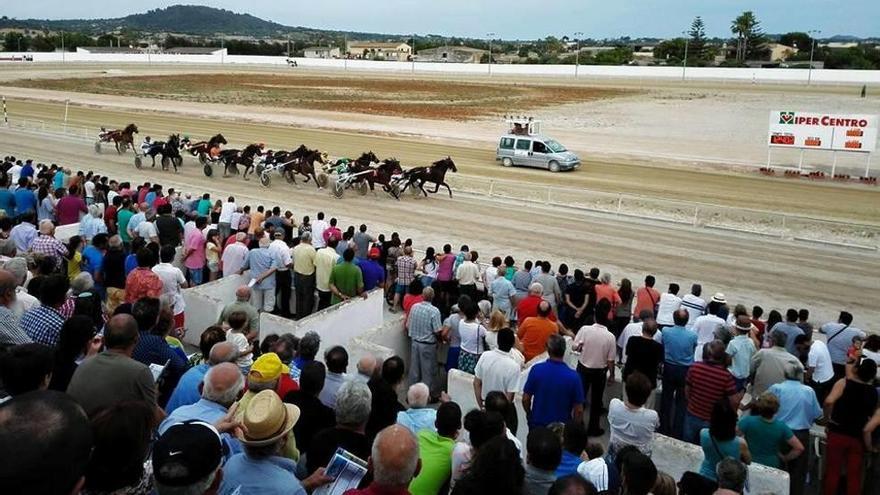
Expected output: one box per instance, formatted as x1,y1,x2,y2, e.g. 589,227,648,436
685,362,736,420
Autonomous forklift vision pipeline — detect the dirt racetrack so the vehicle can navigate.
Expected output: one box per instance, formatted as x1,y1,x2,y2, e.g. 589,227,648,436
1,127,877,332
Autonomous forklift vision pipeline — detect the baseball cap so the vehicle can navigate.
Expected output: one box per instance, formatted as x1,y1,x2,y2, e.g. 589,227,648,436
248,352,290,383
152,421,222,487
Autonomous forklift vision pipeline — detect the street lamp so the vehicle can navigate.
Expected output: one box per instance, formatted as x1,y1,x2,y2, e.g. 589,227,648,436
574,31,584,78
411,33,416,73
681,30,689,81
807,29,821,85
486,32,496,76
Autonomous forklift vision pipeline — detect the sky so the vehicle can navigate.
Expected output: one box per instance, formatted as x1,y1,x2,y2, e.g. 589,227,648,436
4,0,879,40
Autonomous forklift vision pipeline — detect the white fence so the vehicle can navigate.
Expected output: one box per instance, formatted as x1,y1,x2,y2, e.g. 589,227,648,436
1,51,880,85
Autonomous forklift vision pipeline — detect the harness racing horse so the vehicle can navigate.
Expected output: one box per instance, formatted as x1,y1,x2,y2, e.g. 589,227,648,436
289,148,328,188
400,157,458,198
158,134,184,172
188,134,228,163
96,124,139,154
372,158,405,199
222,144,264,179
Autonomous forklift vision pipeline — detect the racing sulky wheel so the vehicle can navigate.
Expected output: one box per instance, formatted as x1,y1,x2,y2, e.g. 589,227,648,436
203,164,213,177
332,181,345,198
94,142,102,153
260,172,272,187
134,156,143,169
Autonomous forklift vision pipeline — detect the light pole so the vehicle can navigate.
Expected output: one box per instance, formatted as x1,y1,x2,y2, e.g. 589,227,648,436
807,29,821,85
486,32,496,76
60,30,65,63
411,33,415,73
574,31,584,78
681,31,689,81
343,34,348,70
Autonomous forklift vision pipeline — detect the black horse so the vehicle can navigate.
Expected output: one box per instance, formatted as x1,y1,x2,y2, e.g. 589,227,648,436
372,158,405,199
189,133,228,163
289,148,327,188
222,144,264,179
399,157,457,197
154,134,183,172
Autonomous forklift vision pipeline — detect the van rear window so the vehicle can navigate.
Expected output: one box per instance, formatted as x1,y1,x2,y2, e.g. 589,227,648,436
499,137,515,149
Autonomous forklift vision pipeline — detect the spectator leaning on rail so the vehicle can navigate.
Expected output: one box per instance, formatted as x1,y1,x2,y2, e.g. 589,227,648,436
407,286,442,395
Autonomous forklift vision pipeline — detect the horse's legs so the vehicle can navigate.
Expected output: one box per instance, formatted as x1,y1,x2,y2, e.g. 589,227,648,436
443,181,453,198
310,171,321,188
431,181,441,193
419,179,428,197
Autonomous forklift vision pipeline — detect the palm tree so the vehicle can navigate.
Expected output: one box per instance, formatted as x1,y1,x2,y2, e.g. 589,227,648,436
731,11,761,62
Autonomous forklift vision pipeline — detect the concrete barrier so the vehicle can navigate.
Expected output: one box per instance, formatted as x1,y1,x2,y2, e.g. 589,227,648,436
54,222,80,243
180,274,245,346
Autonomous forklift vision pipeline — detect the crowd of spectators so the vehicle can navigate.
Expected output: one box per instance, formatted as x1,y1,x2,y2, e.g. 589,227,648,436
0,156,875,495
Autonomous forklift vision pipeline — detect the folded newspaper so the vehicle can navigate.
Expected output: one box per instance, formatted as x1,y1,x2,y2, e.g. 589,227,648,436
314,448,369,495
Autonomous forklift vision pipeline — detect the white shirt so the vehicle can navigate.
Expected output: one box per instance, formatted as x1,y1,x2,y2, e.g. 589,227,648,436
808,340,835,384
483,267,499,296
617,322,662,364
136,221,158,240
219,201,237,223
311,219,329,248
680,294,706,328
226,330,252,367
152,262,186,314
692,314,726,362
12,287,38,321
230,211,242,231
455,261,480,285
221,242,250,277
655,293,681,326
458,320,486,355
484,332,526,367
107,190,119,205
474,349,521,399
84,180,95,199
8,165,22,183
268,239,292,270
607,397,659,455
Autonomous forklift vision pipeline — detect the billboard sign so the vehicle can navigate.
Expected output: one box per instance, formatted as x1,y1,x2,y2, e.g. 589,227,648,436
768,111,878,153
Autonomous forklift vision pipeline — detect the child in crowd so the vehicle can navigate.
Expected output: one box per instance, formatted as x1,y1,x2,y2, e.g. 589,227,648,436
225,311,255,373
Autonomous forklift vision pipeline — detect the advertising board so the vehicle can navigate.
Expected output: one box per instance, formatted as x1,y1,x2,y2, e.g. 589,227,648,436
768,111,878,152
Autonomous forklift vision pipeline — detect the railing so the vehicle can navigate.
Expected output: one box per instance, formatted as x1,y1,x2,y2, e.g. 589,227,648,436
4,120,879,251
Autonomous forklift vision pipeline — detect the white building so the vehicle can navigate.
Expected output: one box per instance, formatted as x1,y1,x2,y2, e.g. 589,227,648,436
303,46,341,59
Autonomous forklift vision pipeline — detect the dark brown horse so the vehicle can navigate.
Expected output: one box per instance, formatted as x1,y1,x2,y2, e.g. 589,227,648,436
189,134,227,162
222,144,264,179
98,124,139,154
371,158,405,199
399,157,457,197
288,147,327,188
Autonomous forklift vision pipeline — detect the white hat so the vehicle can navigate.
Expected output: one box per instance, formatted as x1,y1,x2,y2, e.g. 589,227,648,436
711,293,727,304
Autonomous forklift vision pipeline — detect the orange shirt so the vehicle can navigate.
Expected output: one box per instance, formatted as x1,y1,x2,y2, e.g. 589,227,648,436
517,316,559,362
249,211,265,234
633,286,660,319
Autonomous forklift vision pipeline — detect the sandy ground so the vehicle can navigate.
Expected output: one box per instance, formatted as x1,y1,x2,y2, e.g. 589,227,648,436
1,127,877,332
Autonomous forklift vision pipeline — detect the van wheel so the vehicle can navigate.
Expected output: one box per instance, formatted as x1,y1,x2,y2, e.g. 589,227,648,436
549,161,561,173
501,157,513,167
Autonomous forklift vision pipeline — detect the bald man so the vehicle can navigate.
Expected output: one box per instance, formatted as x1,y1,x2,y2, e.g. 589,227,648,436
518,300,563,362
166,341,239,414
346,425,421,494
355,355,378,383
0,268,30,346
29,220,69,269
67,314,161,419
218,285,260,332
159,362,245,434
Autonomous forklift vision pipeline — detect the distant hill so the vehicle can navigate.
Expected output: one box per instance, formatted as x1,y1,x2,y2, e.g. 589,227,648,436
0,4,396,39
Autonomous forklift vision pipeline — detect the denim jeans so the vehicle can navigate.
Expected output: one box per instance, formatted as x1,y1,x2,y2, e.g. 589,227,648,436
188,266,204,286
660,363,689,440
683,411,709,445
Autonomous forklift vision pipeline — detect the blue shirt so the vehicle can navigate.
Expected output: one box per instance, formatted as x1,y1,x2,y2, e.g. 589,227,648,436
359,259,385,291
523,359,584,427
124,254,138,276
726,334,756,379
699,429,742,480
219,454,307,495
245,248,283,290
661,325,698,366
771,321,804,355
145,191,157,208
20,164,34,179
53,171,65,190
158,398,242,459
165,363,210,413
82,245,104,278
13,188,36,216
555,450,583,478
132,332,188,378
396,408,437,435
0,189,15,217
768,379,822,430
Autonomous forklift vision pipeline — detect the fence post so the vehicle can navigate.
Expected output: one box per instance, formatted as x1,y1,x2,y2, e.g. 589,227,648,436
488,180,495,197
693,206,699,227
616,194,622,215
781,215,787,239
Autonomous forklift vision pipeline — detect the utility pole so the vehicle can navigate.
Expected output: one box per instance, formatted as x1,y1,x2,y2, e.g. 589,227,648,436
807,29,821,86
344,33,348,70
486,32,496,76
574,31,584,78
681,31,689,81
61,30,65,63
411,33,415,73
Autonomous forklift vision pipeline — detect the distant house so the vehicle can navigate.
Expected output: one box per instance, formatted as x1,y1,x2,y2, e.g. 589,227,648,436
303,46,340,59
346,41,411,61
76,46,144,55
164,47,225,55
76,46,225,56
766,43,798,62
415,46,487,63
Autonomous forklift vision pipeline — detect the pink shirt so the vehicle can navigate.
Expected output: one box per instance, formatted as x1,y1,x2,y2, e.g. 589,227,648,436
573,323,617,369
184,228,207,270
436,254,455,282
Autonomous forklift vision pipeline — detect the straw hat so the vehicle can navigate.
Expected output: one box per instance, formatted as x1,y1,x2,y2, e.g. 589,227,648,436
235,390,300,447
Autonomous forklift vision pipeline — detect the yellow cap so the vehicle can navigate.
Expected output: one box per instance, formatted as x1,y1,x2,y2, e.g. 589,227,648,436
248,353,290,383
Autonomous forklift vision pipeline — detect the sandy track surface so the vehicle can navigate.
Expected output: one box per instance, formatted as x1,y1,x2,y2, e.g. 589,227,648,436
1,127,876,332
5,98,878,225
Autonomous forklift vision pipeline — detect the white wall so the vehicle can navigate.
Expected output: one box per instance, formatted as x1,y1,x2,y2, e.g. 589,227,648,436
2,52,879,84
53,222,79,243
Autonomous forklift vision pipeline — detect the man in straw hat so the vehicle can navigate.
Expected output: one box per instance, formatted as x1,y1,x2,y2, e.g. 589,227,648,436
236,352,301,460
220,390,332,494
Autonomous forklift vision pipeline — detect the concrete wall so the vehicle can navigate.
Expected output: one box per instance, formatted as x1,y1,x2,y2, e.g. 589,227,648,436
1,52,878,84
180,273,244,346
54,222,79,243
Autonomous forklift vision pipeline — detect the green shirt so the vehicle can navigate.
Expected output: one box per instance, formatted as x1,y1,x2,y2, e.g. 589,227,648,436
329,262,363,305
737,415,793,468
409,430,455,495
117,209,134,242
197,199,212,217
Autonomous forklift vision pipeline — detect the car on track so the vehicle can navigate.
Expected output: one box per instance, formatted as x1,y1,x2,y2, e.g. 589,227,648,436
495,118,580,172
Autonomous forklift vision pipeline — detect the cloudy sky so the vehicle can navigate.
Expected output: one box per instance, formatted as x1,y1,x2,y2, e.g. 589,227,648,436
4,0,877,39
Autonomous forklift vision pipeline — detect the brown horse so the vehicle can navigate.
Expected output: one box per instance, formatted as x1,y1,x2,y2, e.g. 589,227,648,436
221,144,264,179
371,158,405,199
288,147,327,188
188,134,227,162
98,124,139,154
399,157,457,197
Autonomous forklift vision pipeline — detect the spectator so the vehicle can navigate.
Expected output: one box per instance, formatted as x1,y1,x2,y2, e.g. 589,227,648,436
67,314,159,417
655,283,681,328
218,286,261,333
612,277,634,337
402,278,425,331
166,339,237,413
618,450,658,495
819,311,866,380
319,345,350,409
692,295,727,362
37,186,56,223
29,220,69,269
225,311,255,373
533,261,562,312
556,421,589,477
183,216,208,286
513,260,534,299
457,295,488,375
823,358,878,495
593,273,621,322
221,232,249,277
714,458,748,495
522,334,584,429
124,248,163,303
407,287,442,391
4,257,37,320
290,331,320,381
572,299,617,437
737,392,804,469
218,196,236,239
307,380,373,474
311,212,328,249
367,356,407,440
409,401,461,495
153,244,188,331
82,401,155,494
355,354,378,383
284,361,336,453
796,308,813,340
750,329,804,397
0,269,29,346
56,184,87,225
548,476,597,495
659,309,698,439
79,204,108,243
519,299,561,362
221,390,332,494
0,343,54,399
726,316,757,391
523,427,563,495
770,309,805,354
474,328,520,407
347,424,422,495
360,247,386,292
681,283,706,329
485,391,524,455
131,296,188,382
608,372,660,456
491,265,517,324
101,235,127,313
518,282,558,324
330,248,365,304
20,274,68,347
315,237,341,310
683,340,740,444
244,236,283,313
0,391,93,495
293,231,318,318
452,434,524,495
621,318,663,404
9,211,36,253
563,269,593,330
48,315,100,392
698,400,750,482
397,383,437,434
393,245,417,311
152,421,224,495
767,361,821,495
268,231,293,318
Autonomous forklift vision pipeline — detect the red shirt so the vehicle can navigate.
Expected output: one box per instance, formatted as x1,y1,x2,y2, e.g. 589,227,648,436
634,286,660,318
594,284,622,318
56,195,87,225
104,205,118,232
685,362,736,420
277,374,299,398
323,226,342,244
516,295,557,322
153,196,169,209
125,267,164,303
